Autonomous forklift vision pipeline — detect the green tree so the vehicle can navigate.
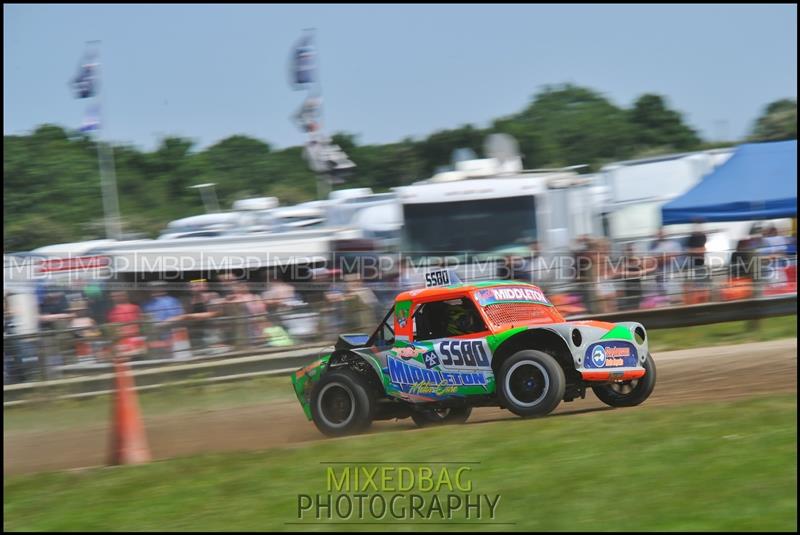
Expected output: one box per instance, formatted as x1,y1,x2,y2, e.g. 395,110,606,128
4,84,714,252
514,84,637,168
629,94,701,151
749,99,797,142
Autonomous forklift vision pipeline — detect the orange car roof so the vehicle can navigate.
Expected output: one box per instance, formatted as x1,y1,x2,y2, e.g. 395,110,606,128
396,280,545,302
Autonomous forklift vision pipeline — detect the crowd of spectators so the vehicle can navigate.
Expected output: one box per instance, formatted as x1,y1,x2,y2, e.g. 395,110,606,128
3,271,385,384
496,222,797,314
3,222,797,384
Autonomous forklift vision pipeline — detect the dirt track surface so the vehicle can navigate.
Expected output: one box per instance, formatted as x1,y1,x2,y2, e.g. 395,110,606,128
5,339,797,477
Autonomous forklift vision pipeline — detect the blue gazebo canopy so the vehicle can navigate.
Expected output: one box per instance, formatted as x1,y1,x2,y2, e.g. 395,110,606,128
662,140,797,224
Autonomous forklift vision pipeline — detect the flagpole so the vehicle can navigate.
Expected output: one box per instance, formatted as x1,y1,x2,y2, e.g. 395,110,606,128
92,42,122,240
290,29,352,200
307,28,330,201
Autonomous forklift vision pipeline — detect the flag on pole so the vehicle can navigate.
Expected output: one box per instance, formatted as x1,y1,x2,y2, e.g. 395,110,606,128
293,95,322,133
80,103,101,132
289,31,316,89
303,131,355,179
72,51,98,99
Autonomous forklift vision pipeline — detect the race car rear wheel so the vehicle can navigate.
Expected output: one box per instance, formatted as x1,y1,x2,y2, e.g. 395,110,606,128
310,368,374,437
498,350,565,417
592,352,657,407
411,407,472,427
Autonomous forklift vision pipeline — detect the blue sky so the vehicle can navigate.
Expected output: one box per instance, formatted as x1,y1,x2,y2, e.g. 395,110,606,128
3,4,797,152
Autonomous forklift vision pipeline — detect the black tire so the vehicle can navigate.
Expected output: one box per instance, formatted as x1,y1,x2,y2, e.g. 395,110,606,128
497,350,565,417
411,407,472,427
310,368,374,437
592,352,657,407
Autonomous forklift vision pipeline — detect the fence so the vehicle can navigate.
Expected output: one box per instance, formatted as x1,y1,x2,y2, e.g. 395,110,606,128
4,254,797,387
3,294,795,406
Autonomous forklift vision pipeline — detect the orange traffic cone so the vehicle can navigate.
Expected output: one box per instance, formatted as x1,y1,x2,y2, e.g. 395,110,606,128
109,357,151,465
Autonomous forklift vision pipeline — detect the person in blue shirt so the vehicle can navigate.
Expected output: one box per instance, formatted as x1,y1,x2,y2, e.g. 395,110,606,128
142,283,184,322
142,282,185,355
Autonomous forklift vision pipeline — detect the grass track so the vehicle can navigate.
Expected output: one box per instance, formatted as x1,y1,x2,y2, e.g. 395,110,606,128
4,315,796,434
4,394,797,531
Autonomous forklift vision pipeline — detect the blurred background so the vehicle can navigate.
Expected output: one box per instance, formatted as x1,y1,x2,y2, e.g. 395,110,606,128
3,4,797,531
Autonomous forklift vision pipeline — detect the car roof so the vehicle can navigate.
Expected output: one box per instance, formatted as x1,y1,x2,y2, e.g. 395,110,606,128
396,280,545,302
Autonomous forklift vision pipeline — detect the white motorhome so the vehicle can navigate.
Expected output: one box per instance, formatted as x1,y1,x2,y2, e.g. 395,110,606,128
395,156,605,258
599,149,734,241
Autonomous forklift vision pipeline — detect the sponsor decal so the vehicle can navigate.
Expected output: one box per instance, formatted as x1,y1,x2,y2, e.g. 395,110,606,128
438,340,491,369
585,342,638,369
388,357,487,388
422,350,441,369
395,301,411,329
474,286,551,307
409,380,459,396
395,345,429,359
397,310,408,328
591,346,606,367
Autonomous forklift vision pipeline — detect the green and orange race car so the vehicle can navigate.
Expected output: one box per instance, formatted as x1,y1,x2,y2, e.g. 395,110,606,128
291,269,656,436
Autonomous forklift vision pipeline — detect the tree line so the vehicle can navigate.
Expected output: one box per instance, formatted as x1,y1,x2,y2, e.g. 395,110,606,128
3,83,796,252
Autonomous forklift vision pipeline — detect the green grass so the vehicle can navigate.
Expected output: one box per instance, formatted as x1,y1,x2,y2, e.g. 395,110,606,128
4,315,796,435
3,376,296,434
648,314,797,351
4,395,797,532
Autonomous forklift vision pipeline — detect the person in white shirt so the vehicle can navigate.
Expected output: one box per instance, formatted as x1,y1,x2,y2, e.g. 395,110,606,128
648,228,683,300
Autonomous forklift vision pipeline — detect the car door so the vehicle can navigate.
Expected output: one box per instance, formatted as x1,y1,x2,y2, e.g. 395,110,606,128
382,294,497,401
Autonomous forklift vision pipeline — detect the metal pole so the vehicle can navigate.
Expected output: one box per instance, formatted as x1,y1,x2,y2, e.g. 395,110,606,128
191,183,221,213
309,29,330,201
92,42,123,240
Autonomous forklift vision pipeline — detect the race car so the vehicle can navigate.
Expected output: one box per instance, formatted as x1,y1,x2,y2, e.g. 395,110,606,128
291,269,656,436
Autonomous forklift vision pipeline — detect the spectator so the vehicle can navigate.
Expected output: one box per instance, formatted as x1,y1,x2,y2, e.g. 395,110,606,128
616,244,657,311
517,240,550,286
242,283,269,345
262,278,302,311
38,290,73,330
141,282,185,356
722,238,756,301
686,221,708,278
592,239,618,313
682,222,710,304
142,282,184,323
178,279,222,352
757,224,793,288
263,321,295,347
225,282,265,347
107,290,145,358
648,228,683,300
730,238,756,280
343,275,379,332
759,225,788,254
3,293,37,383
4,296,25,384
573,236,595,311
83,281,107,325
37,289,74,378
69,300,102,363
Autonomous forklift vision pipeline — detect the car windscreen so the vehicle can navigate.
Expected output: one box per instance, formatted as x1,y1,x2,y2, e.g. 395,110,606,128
473,285,564,327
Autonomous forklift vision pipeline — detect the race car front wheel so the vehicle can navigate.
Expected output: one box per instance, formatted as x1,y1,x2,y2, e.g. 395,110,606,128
592,352,657,407
498,350,565,418
411,407,472,427
310,368,374,437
